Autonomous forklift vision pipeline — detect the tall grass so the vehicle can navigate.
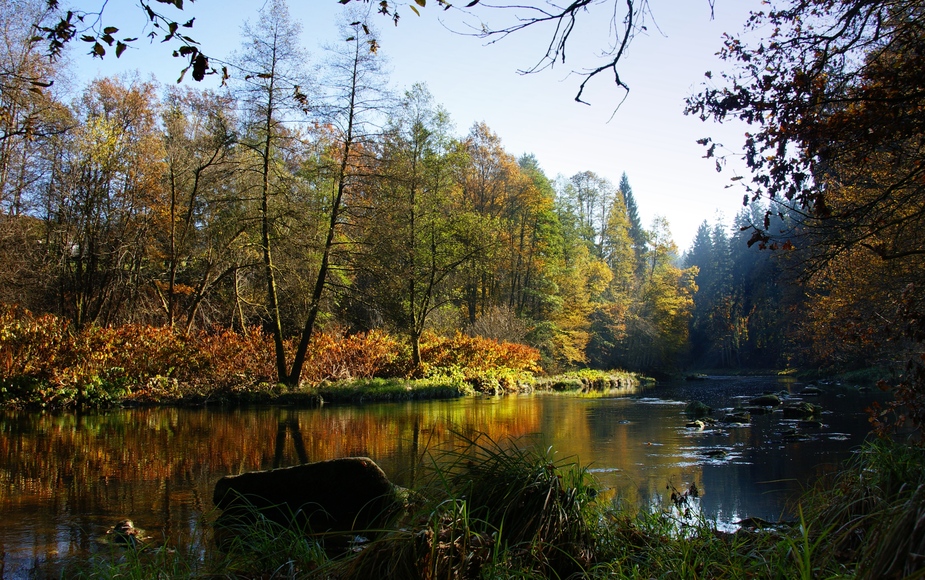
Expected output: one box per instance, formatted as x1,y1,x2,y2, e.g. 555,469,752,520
801,437,925,579
326,432,596,579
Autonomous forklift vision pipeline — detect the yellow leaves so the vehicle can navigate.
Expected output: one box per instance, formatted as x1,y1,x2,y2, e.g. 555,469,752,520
78,115,121,165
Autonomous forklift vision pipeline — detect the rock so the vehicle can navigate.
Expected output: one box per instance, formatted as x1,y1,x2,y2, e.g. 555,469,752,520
701,449,728,459
743,405,772,415
783,402,821,419
724,411,751,424
686,400,713,418
685,374,708,381
686,420,706,430
802,386,824,396
106,519,145,547
213,457,404,537
748,394,781,407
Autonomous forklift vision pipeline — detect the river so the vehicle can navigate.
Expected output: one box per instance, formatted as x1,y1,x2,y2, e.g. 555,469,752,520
0,375,885,578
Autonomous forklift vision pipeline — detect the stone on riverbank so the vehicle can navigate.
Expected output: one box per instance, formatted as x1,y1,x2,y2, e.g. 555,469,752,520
213,457,404,537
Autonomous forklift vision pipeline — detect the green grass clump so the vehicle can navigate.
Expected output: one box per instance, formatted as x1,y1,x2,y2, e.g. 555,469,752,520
315,377,468,403
535,369,643,395
328,432,597,579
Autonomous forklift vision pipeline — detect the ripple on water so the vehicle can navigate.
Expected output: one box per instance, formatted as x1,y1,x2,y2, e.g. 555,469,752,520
634,397,686,406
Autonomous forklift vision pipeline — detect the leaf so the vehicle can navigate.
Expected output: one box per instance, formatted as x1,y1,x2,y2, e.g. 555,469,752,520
182,18,194,28
414,0,425,5
191,52,207,81
115,41,127,58
103,26,118,35
465,0,479,6
409,5,419,16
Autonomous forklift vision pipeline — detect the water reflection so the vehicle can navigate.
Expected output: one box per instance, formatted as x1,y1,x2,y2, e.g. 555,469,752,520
0,376,886,578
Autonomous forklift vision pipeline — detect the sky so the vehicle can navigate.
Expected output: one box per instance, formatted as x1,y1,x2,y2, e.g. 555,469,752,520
74,0,765,251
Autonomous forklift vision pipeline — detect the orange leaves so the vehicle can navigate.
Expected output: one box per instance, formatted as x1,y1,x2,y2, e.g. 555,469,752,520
419,331,542,375
298,328,400,386
0,306,540,408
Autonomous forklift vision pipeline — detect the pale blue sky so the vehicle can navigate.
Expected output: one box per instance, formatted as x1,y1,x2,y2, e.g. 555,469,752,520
75,0,764,250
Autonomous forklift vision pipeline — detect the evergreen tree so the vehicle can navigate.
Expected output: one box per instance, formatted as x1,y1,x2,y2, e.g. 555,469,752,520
618,172,646,270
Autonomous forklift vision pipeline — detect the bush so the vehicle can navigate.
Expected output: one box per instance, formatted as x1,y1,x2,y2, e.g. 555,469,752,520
0,306,543,408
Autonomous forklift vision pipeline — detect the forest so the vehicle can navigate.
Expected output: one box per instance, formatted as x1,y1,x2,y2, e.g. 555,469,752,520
0,0,921,409
0,0,873,398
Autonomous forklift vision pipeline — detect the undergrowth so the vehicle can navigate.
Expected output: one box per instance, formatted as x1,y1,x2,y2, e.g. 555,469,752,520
0,305,543,409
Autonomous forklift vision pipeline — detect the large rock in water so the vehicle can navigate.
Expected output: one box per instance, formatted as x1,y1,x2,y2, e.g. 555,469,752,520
213,457,403,535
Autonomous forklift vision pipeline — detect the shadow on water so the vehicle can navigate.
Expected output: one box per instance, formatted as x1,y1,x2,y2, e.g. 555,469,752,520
0,375,889,577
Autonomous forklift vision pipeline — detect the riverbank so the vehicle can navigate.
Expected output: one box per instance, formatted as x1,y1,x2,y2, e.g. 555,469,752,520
61,435,923,579
0,302,649,409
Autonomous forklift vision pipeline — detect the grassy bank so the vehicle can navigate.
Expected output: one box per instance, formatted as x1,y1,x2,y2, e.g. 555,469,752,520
64,435,924,579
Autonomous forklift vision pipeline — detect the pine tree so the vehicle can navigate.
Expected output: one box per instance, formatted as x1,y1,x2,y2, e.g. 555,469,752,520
618,172,646,270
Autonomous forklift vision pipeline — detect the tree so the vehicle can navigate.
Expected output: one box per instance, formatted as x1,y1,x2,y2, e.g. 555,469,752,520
358,84,481,368
556,171,616,259
232,0,311,383
586,190,636,368
287,11,389,385
688,1,925,399
158,86,240,332
617,172,646,270
620,217,697,372
43,77,165,328
0,0,68,310
457,121,522,323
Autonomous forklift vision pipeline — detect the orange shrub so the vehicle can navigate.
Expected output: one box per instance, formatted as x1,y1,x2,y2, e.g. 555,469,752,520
419,332,542,374
0,304,69,380
300,328,401,386
186,327,277,389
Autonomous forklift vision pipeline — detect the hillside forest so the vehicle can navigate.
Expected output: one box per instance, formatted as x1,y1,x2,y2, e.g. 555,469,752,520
0,0,912,392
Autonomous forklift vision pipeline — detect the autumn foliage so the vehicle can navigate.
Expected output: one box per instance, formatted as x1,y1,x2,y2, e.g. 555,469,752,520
0,305,542,409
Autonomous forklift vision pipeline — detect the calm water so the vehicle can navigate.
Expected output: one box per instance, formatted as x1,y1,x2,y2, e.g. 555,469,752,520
0,376,885,578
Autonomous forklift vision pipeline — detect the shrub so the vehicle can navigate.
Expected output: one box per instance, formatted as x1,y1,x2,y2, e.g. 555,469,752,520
300,328,400,386
419,332,542,375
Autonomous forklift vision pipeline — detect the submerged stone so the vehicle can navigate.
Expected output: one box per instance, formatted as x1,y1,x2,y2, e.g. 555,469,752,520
749,394,781,407
686,400,713,418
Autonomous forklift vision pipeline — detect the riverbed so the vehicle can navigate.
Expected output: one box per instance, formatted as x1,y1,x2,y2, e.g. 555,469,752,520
0,375,885,578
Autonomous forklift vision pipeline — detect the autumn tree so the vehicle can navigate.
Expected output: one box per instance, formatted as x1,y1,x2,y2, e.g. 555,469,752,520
616,217,697,372
286,11,389,385
0,0,68,309
159,87,241,332
232,0,311,383
358,85,482,368
42,77,165,328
